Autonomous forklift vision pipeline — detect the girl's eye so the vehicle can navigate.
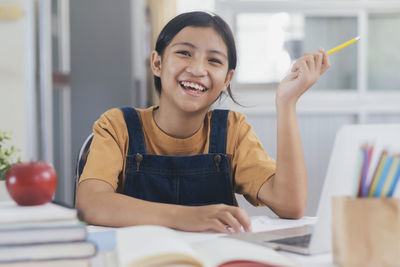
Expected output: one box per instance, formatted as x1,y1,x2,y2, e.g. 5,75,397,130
209,58,222,64
176,51,190,56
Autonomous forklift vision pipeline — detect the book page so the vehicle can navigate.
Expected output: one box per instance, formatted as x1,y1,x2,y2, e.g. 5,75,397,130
192,238,296,267
116,225,203,267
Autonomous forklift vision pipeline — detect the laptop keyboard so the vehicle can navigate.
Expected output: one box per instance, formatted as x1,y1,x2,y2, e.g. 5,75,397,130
267,233,312,248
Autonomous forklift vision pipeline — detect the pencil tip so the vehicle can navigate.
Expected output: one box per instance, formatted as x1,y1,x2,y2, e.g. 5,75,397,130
355,36,361,40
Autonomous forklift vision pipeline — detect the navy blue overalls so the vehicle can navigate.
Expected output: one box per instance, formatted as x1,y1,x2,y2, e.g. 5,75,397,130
120,107,235,206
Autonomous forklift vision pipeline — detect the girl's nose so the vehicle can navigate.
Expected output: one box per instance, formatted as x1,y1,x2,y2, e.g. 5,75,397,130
186,59,207,76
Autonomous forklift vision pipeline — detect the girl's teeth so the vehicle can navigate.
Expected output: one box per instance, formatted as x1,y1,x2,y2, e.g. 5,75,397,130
181,81,206,91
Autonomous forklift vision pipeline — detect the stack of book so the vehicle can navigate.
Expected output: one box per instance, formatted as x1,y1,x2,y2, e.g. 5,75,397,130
0,201,97,266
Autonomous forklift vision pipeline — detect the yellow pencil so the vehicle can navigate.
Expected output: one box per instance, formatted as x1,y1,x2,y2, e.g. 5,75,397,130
327,36,360,55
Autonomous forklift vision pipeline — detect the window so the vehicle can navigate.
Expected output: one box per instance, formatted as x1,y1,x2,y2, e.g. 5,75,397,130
215,0,400,117
236,13,358,90
368,13,400,90
216,0,400,93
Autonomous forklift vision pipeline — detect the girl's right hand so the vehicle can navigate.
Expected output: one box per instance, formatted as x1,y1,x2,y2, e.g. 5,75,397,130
276,47,331,106
174,204,252,233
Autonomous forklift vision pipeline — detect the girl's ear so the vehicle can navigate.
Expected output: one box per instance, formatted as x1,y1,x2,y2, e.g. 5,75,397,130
151,51,162,77
223,69,235,91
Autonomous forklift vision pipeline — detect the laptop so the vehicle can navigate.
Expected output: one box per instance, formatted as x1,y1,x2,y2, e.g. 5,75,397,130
227,124,400,255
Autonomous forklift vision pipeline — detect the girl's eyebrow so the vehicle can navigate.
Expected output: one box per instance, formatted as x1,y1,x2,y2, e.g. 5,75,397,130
172,42,227,59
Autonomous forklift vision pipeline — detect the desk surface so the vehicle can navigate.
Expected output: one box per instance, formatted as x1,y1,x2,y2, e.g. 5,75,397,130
88,215,337,267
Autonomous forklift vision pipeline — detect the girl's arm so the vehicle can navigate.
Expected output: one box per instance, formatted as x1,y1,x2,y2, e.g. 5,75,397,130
76,179,251,233
257,48,331,219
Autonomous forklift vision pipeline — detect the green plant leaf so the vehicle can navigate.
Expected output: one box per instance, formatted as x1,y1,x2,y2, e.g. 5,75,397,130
0,130,20,181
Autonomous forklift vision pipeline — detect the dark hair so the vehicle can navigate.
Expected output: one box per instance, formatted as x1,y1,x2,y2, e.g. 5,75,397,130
153,11,239,104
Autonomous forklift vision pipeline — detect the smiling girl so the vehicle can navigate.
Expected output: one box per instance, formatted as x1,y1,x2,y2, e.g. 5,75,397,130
75,11,330,233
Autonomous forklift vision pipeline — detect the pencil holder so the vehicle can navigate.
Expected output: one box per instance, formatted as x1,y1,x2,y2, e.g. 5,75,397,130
332,196,400,267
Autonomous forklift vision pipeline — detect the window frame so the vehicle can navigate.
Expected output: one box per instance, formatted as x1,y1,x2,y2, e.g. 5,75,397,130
215,0,400,122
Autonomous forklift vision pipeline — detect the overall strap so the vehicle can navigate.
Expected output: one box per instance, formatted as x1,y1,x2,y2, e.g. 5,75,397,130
120,107,146,154
208,109,230,154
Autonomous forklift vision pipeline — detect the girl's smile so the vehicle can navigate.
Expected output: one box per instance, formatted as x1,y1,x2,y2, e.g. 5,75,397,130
179,80,208,97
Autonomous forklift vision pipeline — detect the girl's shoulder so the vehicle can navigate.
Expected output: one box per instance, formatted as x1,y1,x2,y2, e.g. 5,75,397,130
97,108,126,129
209,109,248,127
228,109,247,122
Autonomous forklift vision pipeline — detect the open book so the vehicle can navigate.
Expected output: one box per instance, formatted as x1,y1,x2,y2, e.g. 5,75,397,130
116,225,296,267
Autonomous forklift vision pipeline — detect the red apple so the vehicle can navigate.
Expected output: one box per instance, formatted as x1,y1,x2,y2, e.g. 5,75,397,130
5,161,57,206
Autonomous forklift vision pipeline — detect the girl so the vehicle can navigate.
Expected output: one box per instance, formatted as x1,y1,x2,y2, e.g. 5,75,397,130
76,11,330,233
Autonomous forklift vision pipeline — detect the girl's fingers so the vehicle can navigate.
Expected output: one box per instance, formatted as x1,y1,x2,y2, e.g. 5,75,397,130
231,207,252,232
303,51,324,74
308,54,315,72
319,47,331,74
291,62,299,72
315,51,323,71
296,55,311,74
296,60,309,74
209,206,251,233
210,219,231,234
302,53,315,72
219,211,243,233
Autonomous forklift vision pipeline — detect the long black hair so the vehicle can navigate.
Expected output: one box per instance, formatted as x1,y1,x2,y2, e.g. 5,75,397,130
153,11,239,104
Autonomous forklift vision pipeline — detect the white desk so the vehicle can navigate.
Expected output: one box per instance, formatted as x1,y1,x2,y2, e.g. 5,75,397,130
88,216,337,267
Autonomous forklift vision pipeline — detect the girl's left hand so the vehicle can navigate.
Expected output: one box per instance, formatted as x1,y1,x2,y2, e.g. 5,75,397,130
276,47,331,106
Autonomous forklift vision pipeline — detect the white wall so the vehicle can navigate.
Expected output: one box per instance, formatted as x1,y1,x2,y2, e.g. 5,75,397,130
0,0,30,160
177,0,215,13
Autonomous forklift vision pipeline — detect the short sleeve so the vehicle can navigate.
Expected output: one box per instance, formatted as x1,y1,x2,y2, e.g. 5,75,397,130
79,108,129,191
227,111,276,206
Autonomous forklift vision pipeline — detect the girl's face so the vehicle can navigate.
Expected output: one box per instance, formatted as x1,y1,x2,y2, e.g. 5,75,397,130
151,26,234,115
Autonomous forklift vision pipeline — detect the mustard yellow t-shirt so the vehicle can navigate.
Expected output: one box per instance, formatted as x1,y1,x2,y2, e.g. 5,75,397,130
80,106,276,206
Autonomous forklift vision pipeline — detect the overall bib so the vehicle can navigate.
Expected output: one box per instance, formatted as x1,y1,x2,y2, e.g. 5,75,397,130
120,107,235,206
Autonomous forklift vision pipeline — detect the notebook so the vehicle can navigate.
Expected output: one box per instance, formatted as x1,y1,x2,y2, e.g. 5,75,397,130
228,124,400,255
